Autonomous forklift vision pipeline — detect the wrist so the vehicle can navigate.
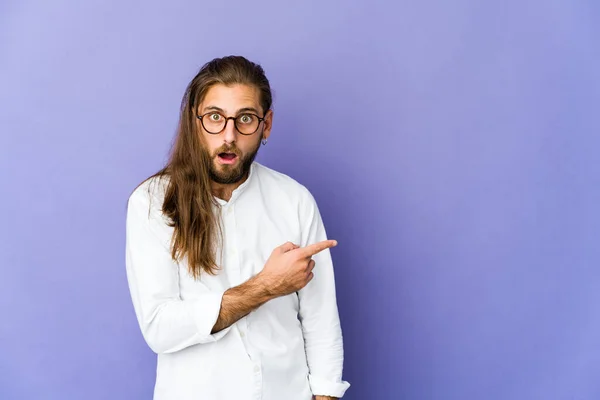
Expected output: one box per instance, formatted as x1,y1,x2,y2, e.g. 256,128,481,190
252,273,277,302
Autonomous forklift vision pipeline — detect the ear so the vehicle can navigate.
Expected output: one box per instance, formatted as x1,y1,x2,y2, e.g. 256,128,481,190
262,109,273,141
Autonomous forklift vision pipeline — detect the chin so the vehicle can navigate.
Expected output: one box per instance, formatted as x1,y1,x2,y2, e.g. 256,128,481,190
210,166,244,184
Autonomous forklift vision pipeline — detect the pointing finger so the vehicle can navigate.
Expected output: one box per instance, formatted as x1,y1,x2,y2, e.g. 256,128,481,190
299,240,337,258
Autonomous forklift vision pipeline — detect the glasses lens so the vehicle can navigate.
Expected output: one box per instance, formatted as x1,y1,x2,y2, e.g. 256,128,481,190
236,114,259,134
202,113,225,133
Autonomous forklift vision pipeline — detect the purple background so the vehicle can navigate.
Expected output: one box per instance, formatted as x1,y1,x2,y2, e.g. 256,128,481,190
1,0,599,399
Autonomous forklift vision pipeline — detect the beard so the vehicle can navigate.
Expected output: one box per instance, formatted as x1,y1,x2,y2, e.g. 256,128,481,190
208,139,261,185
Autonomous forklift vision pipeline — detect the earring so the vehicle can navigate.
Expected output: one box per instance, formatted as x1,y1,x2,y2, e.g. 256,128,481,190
261,138,268,145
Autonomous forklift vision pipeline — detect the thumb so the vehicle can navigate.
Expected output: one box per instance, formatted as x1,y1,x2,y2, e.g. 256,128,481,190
279,241,299,253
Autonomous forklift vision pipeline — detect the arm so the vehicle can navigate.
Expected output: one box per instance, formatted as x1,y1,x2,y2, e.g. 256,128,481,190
211,274,273,333
126,185,333,354
215,240,339,333
125,187,234,354
297,188,351,398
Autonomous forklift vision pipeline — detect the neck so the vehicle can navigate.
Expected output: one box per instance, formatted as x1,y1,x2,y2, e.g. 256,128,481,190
210,171,250,202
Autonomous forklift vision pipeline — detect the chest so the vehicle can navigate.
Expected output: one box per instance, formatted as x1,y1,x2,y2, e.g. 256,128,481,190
178,196,303,293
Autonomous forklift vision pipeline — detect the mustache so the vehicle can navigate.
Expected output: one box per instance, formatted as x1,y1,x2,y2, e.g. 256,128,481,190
213,145,241,157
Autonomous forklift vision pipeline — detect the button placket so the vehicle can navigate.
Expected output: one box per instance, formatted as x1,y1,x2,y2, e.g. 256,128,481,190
253,363,262,400
224,205,242,285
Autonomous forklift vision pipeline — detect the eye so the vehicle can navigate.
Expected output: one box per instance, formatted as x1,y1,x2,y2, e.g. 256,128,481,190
209,113,222,121
238,114,254,124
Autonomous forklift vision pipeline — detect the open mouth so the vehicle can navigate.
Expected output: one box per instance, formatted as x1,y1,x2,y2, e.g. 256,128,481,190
217,152,238,164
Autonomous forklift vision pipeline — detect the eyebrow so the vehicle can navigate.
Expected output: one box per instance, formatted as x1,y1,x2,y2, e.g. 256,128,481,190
202,106,262,115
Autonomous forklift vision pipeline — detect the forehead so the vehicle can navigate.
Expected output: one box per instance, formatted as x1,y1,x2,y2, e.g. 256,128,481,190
199,84,260,113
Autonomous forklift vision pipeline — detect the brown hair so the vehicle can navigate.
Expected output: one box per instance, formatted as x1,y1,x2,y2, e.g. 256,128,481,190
140,55,272,279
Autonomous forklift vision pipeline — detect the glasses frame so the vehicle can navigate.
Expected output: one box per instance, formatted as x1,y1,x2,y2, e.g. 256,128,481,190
196,111,266,135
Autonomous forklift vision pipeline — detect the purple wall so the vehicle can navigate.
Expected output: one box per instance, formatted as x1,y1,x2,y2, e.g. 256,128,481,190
1,0,599,399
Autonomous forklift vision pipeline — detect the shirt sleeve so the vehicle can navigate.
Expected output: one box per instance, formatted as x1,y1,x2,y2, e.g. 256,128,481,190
125,184,232,354
297,187,351,398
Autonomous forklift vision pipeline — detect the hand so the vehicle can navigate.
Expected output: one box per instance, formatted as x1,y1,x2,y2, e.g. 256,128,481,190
258,240,338,297
314,396,338,400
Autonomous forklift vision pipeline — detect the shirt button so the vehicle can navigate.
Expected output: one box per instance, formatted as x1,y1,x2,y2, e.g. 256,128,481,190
254,366,260,373
240,331,245,338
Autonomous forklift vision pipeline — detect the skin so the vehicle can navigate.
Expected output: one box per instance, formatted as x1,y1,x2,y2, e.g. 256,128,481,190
200,84,339,400
196,83,273,201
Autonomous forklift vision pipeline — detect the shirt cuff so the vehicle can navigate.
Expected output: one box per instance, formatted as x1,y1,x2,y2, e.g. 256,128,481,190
186,289,231,342
308,374,351,398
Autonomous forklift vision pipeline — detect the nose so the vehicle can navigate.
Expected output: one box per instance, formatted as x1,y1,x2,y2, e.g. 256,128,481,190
222,118,238,144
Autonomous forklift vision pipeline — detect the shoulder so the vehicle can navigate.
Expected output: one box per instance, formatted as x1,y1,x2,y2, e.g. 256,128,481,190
253,162,316,204
126,174,174,248
127,174,170,215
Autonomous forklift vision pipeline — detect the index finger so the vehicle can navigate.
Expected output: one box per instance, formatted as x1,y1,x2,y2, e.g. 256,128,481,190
299,240,338,258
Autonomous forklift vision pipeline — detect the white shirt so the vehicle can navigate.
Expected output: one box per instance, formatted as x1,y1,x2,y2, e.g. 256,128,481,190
125,162,350,400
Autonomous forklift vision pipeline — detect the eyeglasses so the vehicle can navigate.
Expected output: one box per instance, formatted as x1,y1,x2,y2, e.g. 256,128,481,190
196,111,266,135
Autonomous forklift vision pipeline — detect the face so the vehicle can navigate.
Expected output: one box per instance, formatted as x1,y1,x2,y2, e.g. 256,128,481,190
197,84,272,185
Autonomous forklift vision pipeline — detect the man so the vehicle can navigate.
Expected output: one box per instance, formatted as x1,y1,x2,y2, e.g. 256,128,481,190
125,56,350,400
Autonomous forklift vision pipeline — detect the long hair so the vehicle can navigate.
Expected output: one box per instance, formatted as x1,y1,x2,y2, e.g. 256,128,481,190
141,56,273,279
